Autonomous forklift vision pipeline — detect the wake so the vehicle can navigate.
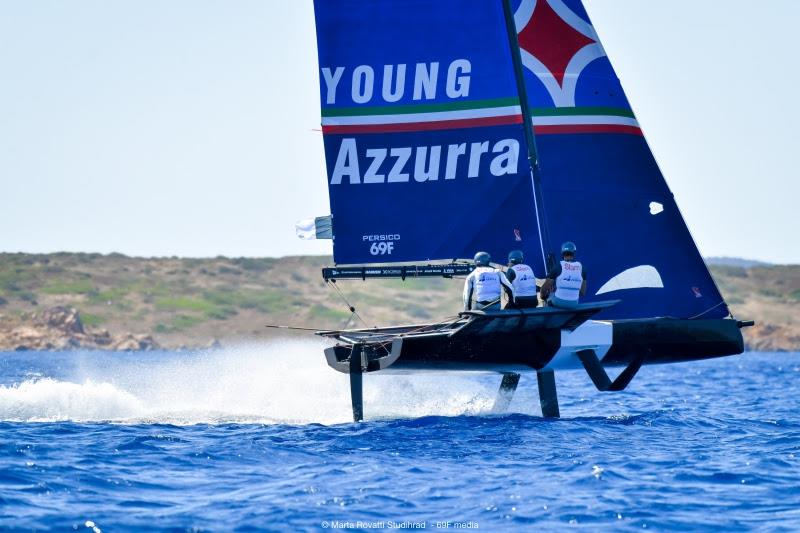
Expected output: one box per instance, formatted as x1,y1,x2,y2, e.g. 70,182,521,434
0,339,513,425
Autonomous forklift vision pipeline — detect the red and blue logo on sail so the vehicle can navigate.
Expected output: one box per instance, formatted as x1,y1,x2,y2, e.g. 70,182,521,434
514,0,642,136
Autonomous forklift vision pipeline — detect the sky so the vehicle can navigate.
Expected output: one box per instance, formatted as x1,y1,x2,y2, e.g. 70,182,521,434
0,0,798,263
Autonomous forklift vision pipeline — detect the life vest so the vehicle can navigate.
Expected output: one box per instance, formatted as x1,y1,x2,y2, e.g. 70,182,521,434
554,260,583,302
467,266,503,303
509,264,537,298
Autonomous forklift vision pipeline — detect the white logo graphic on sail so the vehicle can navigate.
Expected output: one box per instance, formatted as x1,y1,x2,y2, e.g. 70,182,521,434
649,202,664,215
596,265,664,295
515,0,606,107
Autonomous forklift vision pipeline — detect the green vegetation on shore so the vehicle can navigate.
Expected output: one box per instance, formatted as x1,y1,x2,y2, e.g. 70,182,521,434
0,253,797,350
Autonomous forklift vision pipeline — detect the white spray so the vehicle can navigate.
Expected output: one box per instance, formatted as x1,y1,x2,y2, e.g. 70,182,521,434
0,339,536,425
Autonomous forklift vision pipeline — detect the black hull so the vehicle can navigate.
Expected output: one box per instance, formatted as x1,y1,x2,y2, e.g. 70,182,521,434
318,306,748,421
323,316,744,374
605,318,744,366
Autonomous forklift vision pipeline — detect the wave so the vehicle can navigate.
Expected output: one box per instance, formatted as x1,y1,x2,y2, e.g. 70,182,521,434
0,339,511,425
0,378,145,422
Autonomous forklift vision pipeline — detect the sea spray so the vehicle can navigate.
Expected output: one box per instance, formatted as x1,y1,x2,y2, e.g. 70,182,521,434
0,339,526,424
0,378,145,422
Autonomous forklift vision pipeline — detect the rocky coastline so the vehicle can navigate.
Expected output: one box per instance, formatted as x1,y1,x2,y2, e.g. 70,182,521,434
0,253,797,352
0,307,160,352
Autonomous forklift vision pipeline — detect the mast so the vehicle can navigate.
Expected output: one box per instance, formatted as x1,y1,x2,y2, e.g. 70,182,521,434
501,0,555,272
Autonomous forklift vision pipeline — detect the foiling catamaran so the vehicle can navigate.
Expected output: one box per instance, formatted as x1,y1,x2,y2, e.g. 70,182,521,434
301,0,752,421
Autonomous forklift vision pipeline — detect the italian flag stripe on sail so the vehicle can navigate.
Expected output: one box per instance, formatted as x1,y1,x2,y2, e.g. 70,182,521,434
321,99,641,135
531,107,642,136
321,98,523,134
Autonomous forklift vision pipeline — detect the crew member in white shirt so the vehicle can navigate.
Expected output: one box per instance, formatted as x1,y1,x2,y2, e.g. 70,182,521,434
463,251,513,311
540,242,586,309
504,250,539,309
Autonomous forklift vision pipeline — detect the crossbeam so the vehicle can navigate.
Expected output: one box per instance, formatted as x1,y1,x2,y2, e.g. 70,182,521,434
322,263,473,281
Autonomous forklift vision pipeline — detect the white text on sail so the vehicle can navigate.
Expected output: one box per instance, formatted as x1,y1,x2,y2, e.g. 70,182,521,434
330,138,520,185
321,60,472,105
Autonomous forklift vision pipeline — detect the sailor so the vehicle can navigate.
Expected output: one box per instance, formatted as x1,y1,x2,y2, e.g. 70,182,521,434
504,250,539,309
463,251,513,311
540,242,586,309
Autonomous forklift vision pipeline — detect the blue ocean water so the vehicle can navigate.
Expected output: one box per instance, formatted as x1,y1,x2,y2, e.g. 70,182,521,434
0,341,798,531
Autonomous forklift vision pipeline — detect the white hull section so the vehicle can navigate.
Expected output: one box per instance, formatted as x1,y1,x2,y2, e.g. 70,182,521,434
541,320,613,371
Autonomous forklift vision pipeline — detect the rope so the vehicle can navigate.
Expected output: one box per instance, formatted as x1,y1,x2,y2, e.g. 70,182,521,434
355,313,466,356
327,279,368,328
264,324,322,332
686,300,727,320
322,274,475,354
341,313,354,330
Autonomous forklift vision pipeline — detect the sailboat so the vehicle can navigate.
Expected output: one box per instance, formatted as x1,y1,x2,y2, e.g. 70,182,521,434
303,0,752,421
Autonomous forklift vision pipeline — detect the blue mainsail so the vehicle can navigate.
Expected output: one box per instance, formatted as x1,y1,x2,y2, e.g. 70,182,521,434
313,0,545,272
312,0,730,321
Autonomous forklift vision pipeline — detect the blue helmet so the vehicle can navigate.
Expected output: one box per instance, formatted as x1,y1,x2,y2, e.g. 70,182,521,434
474,251,491,266
508,250,524,265
561,241,577,256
